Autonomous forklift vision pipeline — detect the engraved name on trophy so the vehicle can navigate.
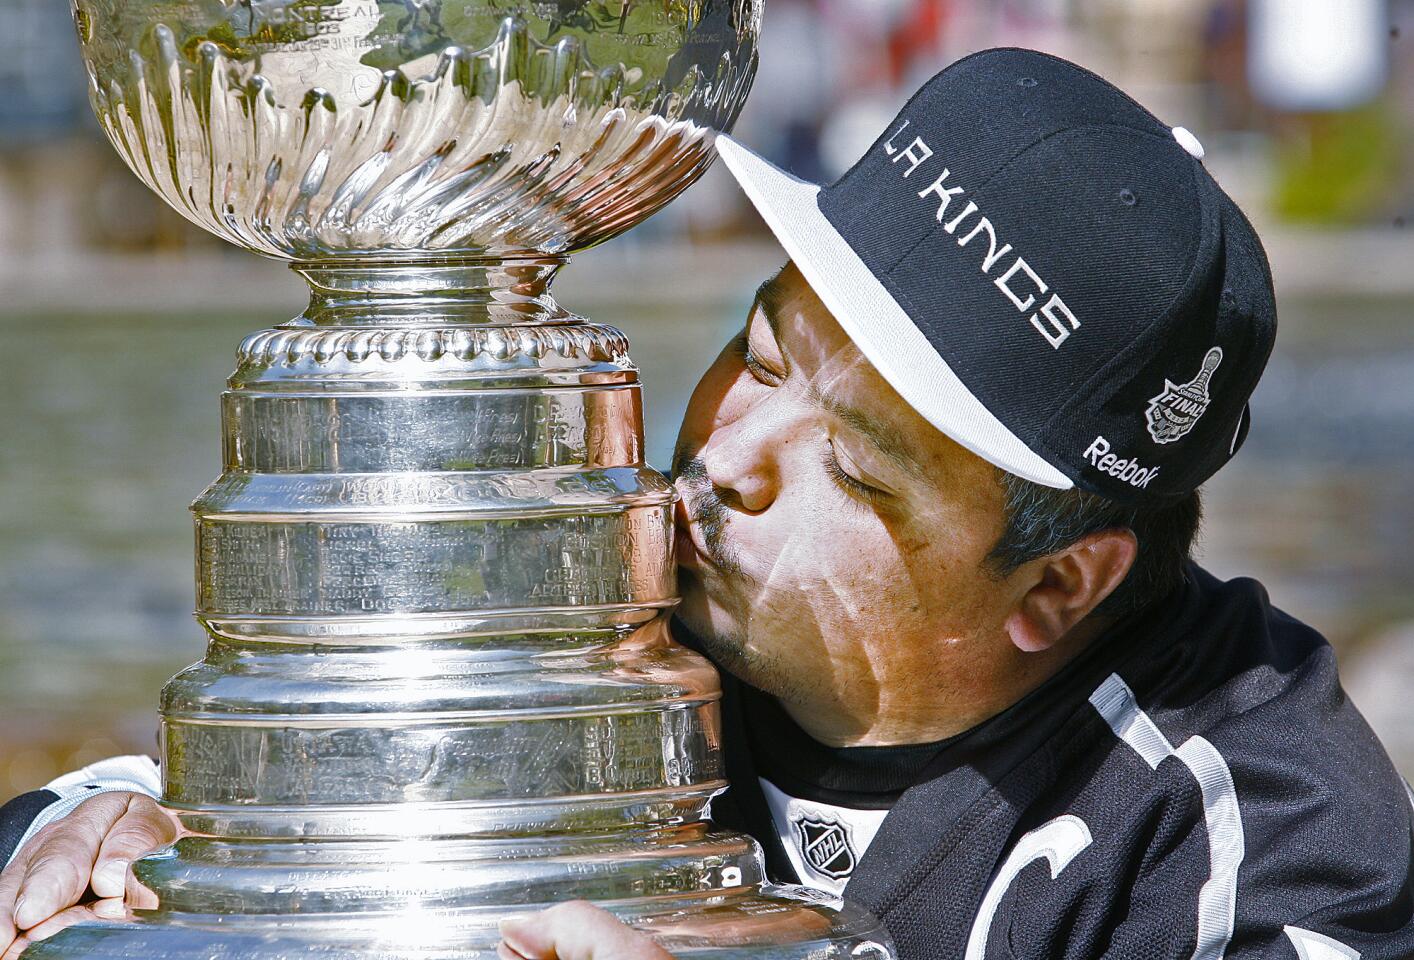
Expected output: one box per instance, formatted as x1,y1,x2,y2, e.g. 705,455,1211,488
34,1,896,956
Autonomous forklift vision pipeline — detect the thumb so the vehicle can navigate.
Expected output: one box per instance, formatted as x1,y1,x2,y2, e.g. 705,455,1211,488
499,902,671,960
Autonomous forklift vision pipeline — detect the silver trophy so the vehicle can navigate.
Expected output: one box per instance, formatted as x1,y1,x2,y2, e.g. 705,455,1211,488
32,1,896,957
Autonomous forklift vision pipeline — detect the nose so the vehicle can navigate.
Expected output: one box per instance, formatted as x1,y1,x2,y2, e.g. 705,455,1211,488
700,408,785,514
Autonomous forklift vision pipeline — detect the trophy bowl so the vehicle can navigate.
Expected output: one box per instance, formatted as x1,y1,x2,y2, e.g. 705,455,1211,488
72,0,760,260
29,1,899,958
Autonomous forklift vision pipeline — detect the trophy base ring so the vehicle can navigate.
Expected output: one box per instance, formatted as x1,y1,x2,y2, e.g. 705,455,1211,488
25,888,895,960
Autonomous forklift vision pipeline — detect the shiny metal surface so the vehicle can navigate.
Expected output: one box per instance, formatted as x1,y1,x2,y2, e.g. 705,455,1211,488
71,1,760,260
35,2,897,956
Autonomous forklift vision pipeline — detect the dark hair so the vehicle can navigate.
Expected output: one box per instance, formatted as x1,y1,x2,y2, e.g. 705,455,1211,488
987,470,1202,617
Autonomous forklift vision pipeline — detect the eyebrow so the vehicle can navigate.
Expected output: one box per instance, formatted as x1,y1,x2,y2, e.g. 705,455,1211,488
752,269,790,346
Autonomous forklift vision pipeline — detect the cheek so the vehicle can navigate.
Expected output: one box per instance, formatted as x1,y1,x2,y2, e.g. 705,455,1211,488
761,511,994,642
876,524,1004,630
735,521,920,697
751,507,913,622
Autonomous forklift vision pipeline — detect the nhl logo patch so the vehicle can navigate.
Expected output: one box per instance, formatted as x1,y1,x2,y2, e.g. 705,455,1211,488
793,814,857,880
1146,346,1223,444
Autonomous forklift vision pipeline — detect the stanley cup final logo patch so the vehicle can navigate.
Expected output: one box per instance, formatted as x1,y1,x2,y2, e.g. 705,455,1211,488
1146,347,1224,444
793,814,858,881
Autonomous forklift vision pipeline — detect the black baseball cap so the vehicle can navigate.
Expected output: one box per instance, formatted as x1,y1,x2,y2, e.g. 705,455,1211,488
715,47,1277,504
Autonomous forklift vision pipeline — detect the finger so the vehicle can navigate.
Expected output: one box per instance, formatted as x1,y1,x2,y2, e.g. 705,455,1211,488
1,929,31,960
9,794,132,930
499,902,672,960
1,901,100,959
0,897,128,959
90,898,127,922
498,913,546,959
91,797,179,899
17,902,103,943
0,843,39,955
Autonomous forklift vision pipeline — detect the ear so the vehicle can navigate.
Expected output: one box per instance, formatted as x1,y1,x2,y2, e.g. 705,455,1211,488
1003,529,1138,654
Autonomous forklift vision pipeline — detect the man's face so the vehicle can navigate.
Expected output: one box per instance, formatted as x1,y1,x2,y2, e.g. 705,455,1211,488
672,263,1043,745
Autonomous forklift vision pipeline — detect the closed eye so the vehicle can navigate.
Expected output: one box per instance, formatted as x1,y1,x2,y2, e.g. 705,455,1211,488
744,340,782,385
824,440,889,507
734,314,785,386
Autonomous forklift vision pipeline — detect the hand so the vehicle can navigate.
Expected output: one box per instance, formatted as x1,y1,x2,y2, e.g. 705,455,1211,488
0,792,182,958
498,901,673,960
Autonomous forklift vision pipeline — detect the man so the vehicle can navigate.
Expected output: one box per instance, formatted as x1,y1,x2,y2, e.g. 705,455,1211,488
3,48,1413,960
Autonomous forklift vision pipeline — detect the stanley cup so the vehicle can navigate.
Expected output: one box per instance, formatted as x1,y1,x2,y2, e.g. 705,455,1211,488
31,1,897,957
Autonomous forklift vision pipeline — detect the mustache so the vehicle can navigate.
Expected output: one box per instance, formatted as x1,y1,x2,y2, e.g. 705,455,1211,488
671,450,748,580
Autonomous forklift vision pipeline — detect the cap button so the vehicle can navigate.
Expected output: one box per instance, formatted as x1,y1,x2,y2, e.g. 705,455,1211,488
1172,125,1205,160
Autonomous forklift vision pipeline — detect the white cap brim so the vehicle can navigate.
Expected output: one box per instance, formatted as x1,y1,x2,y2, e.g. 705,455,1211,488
714,135,1072,489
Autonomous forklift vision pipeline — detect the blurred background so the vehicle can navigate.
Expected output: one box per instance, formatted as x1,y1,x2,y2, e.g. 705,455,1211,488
2,0,1413,794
